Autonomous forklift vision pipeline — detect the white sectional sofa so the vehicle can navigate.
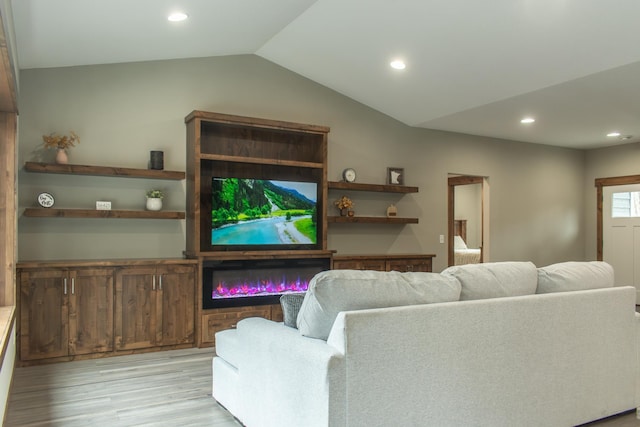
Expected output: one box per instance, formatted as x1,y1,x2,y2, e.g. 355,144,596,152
212,261,639,427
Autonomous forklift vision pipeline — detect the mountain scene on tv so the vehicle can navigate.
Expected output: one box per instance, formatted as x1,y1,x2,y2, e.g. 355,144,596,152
211,178,317,245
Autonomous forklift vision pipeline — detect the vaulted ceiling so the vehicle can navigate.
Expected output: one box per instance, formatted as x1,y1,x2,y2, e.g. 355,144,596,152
10,0,640,149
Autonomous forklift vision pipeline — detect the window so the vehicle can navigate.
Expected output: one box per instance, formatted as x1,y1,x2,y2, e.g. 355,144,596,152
612,191,640,217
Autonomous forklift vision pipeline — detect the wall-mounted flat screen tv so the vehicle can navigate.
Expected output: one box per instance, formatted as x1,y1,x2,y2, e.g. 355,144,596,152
210,177,318,250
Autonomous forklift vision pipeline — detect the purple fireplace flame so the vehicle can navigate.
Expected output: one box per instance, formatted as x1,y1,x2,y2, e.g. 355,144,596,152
213,276,309,299
202,257,329,309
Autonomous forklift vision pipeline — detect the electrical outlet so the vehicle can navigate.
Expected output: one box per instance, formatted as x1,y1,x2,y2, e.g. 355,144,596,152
439,234,445,244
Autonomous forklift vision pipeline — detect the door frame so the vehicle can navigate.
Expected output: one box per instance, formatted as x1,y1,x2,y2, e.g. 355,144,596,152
595,174,640,260
447,175,488,266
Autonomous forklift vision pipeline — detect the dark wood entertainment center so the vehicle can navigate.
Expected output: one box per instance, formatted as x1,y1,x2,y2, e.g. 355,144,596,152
16,110,434,362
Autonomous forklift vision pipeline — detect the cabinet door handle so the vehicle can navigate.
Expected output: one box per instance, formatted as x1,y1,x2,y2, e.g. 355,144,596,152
63,278,67,295
152,275,156,291
71,278,75,295
159,275,162,291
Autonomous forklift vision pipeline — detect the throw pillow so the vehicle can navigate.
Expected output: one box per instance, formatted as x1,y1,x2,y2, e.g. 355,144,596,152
536,261,614,294
280,293,305,328
296,269,462,340
442,261,538,300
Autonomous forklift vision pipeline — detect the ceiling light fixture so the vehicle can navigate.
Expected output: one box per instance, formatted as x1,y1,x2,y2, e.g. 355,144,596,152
607,132,621,137
168,12,188,22
390,60,406,70
520,117,535,124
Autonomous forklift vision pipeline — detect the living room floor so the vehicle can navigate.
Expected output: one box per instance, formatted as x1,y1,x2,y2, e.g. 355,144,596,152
5,347,639,426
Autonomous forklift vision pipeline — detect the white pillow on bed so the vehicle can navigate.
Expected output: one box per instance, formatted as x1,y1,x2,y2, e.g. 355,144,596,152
453,235,468,250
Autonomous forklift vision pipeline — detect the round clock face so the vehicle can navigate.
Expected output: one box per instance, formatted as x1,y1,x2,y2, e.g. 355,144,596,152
37,192,55,208
342,168,356,183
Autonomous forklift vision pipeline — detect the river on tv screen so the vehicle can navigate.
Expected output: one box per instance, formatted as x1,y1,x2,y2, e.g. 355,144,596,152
211,178,317,245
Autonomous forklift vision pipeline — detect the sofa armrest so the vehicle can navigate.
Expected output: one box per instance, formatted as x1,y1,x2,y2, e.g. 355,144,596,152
235,317,346,427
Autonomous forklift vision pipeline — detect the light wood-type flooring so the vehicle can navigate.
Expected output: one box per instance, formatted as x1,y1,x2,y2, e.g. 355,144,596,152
5,347,640,426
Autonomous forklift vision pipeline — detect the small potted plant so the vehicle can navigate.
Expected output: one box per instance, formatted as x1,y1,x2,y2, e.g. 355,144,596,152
42,131,80,164
334,195,354,216
146,189,164,211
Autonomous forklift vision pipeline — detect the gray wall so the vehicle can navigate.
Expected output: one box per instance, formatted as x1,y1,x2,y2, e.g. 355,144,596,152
18,54,586,271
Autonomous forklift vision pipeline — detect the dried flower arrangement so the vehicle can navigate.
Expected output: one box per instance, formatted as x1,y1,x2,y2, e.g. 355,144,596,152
334,195,354,210
42,131,80,150
146,190,164,199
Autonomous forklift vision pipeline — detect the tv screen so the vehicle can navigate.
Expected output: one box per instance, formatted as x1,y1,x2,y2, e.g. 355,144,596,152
211,178,318,248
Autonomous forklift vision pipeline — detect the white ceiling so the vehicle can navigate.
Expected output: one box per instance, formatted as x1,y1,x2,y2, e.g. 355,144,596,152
10,0,640,149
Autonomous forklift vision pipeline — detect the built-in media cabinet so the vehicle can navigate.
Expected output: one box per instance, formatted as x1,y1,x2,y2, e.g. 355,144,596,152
184,111,334,346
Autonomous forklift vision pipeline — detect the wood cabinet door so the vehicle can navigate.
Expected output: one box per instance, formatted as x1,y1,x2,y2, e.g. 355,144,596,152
69,268,114,355
156,264,195,346
20,269,69,360
114,266,157,350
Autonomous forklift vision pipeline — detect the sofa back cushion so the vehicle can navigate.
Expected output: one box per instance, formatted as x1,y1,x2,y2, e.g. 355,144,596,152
296,269,462,340
536,261,614,294
442,261,538,300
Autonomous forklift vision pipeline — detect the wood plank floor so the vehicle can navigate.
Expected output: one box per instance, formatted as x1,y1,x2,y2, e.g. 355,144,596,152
5,348,240,426
5,347,640,426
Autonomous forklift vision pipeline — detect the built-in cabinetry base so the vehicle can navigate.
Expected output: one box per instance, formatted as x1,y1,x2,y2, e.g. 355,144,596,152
17,259,197,365
332,254,435,272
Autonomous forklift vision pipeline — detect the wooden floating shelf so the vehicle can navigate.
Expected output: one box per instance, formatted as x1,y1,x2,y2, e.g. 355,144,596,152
327,216,418,224
23,208,185,220
24,162,186,180
199,154,324,169
328,181,418,193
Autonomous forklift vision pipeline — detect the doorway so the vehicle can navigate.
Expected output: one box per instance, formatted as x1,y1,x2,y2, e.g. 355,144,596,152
597,176,640,301
447,175,490,266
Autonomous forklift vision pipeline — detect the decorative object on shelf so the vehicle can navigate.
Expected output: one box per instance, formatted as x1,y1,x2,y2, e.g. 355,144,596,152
149,150,164,170
342,168,356,183
42,131,80,164
96,201,112,210
387,204,397,217
334,195,354,216
37,192,55,208
387,167,404,185
146,189,164,211
348,210,355,217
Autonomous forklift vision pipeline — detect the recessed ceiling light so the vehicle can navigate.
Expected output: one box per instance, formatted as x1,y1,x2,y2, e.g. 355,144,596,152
390,60,406,70
520,117,535,124
607,132,621,137
168,12,188,22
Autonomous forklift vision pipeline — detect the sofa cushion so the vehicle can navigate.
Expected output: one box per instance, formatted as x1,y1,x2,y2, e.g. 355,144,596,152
296,269,462,340
536,261,614,294
280,293,305,328
442,261,538,300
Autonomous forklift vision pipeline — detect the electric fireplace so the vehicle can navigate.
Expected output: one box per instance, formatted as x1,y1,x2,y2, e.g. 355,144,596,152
202,258,330,309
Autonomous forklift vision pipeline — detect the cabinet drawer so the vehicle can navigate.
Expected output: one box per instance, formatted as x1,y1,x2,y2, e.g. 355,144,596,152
201,306,271,345
333,259,386,271
387,259,432,272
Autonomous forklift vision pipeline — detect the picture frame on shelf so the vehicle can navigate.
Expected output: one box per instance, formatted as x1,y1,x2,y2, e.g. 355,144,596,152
387,167,404,185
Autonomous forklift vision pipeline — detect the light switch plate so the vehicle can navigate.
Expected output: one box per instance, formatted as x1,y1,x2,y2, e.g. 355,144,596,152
96,201,112,210
439,234,445,244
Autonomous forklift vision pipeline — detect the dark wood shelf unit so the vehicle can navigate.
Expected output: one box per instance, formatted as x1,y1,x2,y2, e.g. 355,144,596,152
185,110,330,257
328,181,418,193
327,216,418,224
24,162,186,180
23,208,185,220
196,249,335,262
199,154,324,169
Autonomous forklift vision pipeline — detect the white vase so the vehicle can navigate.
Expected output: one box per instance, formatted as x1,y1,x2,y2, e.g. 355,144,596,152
146,198,162,211
55,148,68,164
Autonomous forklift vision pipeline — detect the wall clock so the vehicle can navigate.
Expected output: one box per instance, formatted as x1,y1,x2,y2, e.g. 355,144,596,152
342,168,356,183
37,192,55,208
